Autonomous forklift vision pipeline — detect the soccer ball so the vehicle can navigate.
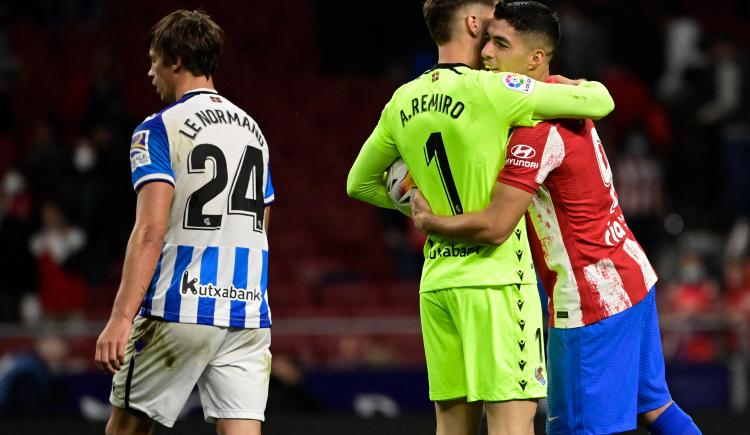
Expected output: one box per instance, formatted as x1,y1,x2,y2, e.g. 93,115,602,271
386,158,417,216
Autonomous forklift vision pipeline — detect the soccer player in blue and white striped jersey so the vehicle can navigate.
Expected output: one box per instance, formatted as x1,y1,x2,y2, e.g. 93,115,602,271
95,10,274,435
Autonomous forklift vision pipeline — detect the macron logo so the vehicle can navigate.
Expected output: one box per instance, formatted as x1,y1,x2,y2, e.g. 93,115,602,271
511,144,536,159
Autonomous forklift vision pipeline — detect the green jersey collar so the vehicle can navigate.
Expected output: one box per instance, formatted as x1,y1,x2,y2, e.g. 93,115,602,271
426,63,471,75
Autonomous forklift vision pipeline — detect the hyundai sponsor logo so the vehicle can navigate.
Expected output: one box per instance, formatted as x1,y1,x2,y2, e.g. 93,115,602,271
511,144,536,159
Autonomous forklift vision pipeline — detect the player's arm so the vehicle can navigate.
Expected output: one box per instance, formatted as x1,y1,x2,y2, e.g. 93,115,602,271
531,79,614,121
412,182,532,245
486,72,614,125
263,168,274,233
412,123,551,245
95,182,173,374
346,144,399,209
346,104,401,209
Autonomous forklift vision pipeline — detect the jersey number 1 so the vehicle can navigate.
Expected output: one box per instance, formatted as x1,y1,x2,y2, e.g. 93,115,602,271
424,132,463,215
184,144,265,232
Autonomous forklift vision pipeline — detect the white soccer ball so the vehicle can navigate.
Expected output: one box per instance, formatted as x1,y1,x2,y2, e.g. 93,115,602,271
385,158,417,216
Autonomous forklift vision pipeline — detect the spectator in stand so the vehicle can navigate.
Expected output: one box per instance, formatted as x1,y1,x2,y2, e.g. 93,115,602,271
23,118,73,202
615,125,666,256
555,2,608,80
29,199,86,319
660,62,715,228
656,17,714,229
379,210,424,280
330,335,369,369
0,335,69,417
81,48,126,130
666,252,719,314
0,169,35,321
70,126,132,286
267,354,324,414
70,136,98,226
698,34,750,259
663,252,720,362
657,14,705,101
725,257,750,320
600,65,674,154
720,258,750,357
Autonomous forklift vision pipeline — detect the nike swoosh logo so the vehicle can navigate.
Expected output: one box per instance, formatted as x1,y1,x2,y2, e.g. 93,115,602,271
548,416,559,422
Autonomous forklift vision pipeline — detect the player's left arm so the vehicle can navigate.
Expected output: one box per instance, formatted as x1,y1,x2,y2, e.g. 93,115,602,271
95,182,174,374
412,182,532,245
532,80,614,121
347,102,401,209
484,72,614,127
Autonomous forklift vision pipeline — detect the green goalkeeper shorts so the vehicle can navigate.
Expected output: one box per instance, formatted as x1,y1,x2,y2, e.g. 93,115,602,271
419,284,547,402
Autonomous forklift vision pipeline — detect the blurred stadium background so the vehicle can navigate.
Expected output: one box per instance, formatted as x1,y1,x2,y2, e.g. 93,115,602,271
0,0,749,433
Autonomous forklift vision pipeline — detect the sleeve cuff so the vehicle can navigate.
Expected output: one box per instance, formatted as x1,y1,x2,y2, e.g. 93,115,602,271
498,176,538,194
133,173,176,191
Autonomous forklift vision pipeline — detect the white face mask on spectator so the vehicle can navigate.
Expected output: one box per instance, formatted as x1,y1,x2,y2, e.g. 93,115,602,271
2,170,24,197
679,263,705,284
73,142,97,172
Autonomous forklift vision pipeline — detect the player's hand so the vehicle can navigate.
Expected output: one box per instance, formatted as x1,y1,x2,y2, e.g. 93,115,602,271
95,315,132,375
411,190,434,234
550,75,585,86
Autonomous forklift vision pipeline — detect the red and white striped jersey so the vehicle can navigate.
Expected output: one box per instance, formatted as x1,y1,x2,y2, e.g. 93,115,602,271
499,118,657,328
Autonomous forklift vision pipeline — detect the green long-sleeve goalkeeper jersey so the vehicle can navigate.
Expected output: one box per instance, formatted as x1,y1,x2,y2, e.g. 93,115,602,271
347,64,614,292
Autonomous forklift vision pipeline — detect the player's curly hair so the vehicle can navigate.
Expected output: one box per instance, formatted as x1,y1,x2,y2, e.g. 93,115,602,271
148,9,224,78
494,1,560,56
423,0,496,45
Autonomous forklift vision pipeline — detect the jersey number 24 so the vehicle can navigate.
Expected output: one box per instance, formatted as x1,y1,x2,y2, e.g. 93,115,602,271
183,144,265,232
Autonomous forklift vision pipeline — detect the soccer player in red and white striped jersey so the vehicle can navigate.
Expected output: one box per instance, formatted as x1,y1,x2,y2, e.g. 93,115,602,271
412,2,701,434
500,114,657,329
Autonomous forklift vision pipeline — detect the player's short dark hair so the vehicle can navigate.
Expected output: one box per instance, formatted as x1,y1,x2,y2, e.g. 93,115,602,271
148,9,224,78
423,0,496,45
494,1,560,55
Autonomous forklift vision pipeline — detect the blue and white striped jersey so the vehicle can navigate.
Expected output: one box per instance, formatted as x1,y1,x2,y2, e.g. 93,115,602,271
130,88,274,328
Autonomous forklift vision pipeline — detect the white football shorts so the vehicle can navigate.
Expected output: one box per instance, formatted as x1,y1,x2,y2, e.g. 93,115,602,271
110,315,272,427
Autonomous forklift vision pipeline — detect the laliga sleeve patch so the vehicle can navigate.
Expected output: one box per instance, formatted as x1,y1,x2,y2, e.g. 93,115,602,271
130,130,152,171
502,73,535,94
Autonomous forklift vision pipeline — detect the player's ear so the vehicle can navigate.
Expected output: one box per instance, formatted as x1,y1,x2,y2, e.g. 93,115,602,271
170,55,183,73
528,49,545,70
465,15,482,38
